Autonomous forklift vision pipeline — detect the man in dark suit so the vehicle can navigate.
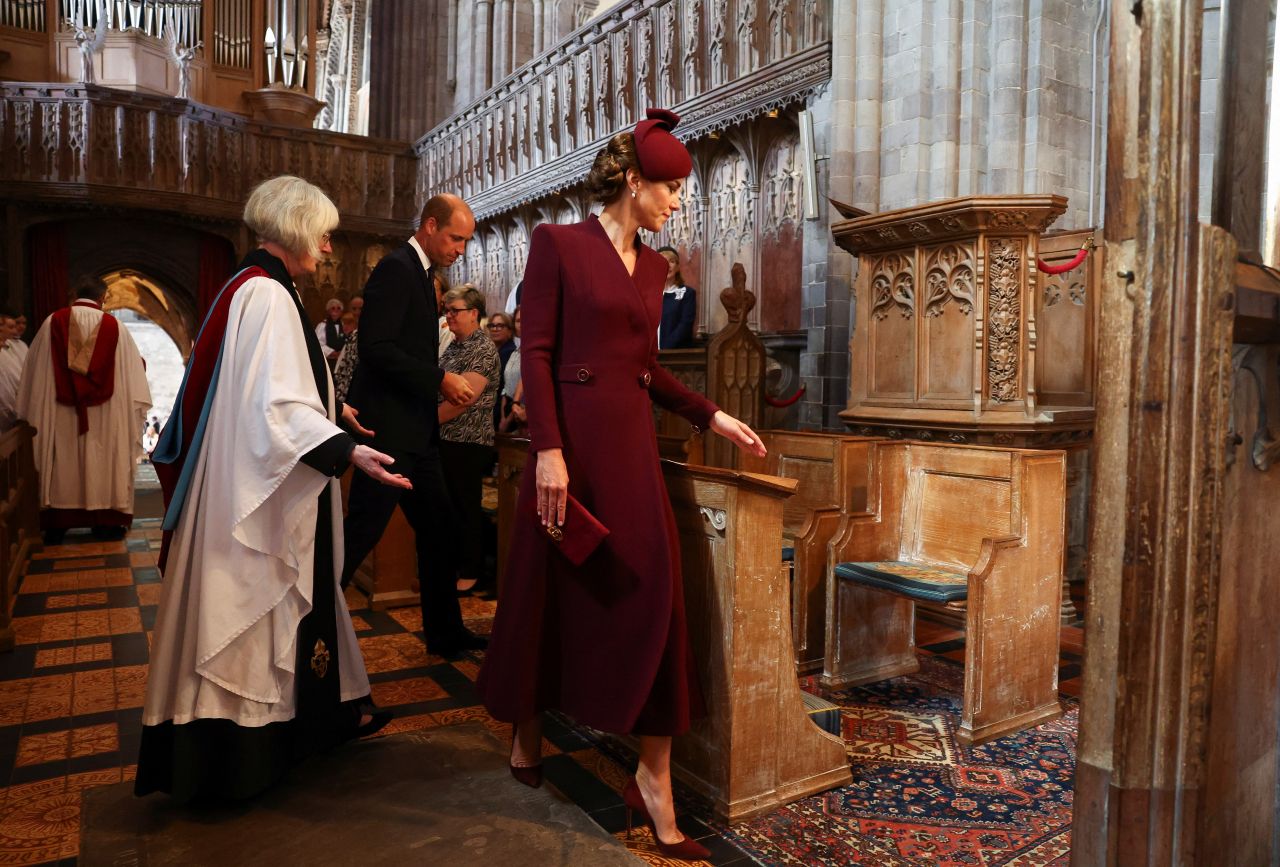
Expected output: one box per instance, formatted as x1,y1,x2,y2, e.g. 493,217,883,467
343,193,486,659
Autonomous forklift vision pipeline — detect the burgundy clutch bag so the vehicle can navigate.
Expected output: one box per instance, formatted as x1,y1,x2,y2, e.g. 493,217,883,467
526,494,610,565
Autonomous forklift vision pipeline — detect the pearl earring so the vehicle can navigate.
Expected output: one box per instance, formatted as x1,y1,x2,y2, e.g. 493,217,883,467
631,189,637,199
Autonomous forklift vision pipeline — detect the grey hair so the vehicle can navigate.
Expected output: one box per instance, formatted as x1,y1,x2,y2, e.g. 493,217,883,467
443,286,486,320
243,175,339,260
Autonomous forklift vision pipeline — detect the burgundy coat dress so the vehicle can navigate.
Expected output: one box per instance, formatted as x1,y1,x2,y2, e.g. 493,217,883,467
477,216,718,736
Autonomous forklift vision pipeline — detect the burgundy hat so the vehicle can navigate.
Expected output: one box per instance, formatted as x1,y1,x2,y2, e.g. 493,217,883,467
633,108,692,181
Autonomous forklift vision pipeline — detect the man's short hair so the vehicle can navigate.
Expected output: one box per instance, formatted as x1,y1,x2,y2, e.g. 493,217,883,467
74,275,108,302
419,195,456,230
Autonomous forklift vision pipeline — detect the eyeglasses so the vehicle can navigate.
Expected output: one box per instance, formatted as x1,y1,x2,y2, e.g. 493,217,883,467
319,233,332,247
487,323,511,330
444,306,472,317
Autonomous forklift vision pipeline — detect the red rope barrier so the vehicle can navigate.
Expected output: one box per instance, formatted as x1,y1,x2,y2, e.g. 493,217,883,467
765,384,806,408
1037,237,1095,275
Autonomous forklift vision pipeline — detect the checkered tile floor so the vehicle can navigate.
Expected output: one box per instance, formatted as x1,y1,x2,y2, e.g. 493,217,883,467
0,518,1087,866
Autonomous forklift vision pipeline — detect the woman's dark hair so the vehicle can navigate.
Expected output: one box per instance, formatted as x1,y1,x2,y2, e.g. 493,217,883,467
656,245,683,287
584,132,640,203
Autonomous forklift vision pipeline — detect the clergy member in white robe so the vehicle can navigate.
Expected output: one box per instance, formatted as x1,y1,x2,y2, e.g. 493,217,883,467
16,278,151,542
137,175,407,803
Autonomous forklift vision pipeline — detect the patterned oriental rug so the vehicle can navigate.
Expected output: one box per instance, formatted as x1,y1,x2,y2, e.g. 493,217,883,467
710,657,1075,866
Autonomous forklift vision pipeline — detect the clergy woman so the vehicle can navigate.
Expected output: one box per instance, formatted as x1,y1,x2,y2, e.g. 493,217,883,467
137,176,407,802
477,109,765,861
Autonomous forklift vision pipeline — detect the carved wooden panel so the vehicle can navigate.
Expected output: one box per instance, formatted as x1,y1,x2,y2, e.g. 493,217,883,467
920,242,976,402
1036,229,1098,407
866,251,916,400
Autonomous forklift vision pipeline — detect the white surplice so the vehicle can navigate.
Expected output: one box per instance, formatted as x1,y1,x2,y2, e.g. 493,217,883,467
143,276,369,727
16,306,150,511
0,340,27,432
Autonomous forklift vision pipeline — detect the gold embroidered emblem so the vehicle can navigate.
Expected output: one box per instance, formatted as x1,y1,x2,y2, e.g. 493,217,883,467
546,525,564,542
310,639,330,678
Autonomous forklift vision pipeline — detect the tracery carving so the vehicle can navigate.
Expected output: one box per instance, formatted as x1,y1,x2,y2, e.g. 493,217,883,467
768,0,790,63
615,28,632,123
595,41,611,131
869,253,915,320
922,244,975,317
708,0,728,87
737,0,758,75
709,152,753,253
987,238,1022,402
658,3,676,106
636,17,653,110
576,52,592,145
661,170,703,250
683,0,702,100
760,133,801,240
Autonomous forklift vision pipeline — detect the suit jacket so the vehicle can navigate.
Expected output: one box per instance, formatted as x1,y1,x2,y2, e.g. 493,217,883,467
346,242,443,457
658,285,697,349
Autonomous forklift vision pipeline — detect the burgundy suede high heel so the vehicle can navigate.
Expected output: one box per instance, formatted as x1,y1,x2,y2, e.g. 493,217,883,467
509,724,543,789
622,777,710,861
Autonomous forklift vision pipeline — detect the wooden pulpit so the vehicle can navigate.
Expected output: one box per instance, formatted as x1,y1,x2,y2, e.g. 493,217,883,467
831,195,1092,623
660,461,851,822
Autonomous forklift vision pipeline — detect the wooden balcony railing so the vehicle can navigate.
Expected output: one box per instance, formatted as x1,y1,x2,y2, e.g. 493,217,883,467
417,0,832,220
0,82,418,233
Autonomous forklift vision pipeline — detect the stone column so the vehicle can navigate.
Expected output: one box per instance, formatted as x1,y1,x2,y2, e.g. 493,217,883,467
473,0,494,98
368,0,437,141
531,0,545,57
494,0,511,82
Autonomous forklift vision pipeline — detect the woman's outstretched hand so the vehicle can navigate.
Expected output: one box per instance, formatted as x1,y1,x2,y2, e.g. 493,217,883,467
536,447,569,527
710,410,767,458
351,444,413,489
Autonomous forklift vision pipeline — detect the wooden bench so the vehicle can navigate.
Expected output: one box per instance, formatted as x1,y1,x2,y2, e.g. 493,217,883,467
1,423,42,651
822,441,1066,744
740,431,879,674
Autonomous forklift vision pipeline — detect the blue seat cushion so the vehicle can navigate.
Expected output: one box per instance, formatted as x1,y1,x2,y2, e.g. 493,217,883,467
835,560,969,604
782,546,795,562
800,690,841,737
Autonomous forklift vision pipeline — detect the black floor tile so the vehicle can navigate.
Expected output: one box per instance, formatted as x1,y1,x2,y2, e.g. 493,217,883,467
65,750,126,776
102,553,133,568
139,607,157,630
11,595,49,617
111,633,150,667
0,646,37,680
920,637,966,654
542,753,623,813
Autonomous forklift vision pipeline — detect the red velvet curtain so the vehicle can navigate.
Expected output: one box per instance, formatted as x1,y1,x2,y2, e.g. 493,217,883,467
29,223,70,328
197,236,235,321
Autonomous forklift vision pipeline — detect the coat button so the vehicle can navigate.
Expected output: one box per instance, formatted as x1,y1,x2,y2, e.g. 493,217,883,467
577,368,591,382
640,371,652,387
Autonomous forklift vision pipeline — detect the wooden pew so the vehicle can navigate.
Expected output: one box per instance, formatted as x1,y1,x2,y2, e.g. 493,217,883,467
823,441,1066,744
1,423,42,651
740,431,879,674
339,469,419,609
661,460,851,821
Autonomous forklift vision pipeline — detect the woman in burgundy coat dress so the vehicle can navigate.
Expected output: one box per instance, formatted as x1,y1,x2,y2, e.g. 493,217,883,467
477,110,764,859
